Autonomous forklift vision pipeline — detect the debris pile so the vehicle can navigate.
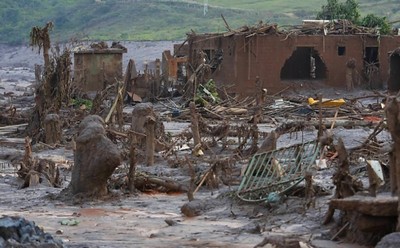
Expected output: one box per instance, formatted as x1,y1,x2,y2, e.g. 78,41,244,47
187,18,385,42
16,136,62,189
297,19,384,35
0,216,64,248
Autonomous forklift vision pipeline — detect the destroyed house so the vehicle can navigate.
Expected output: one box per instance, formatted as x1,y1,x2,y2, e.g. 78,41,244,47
73,43,127,92
186,21,400,96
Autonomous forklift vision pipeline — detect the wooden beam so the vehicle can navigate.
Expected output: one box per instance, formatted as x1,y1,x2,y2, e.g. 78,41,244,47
330,195,398,217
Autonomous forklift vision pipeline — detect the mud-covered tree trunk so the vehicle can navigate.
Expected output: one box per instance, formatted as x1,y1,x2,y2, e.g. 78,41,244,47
385,95,400,231
145,116,156,166
131,103,165,151
68,115,121,196
44,114,61,145
128,135,137,193
26,23,71,143
131,103,154,148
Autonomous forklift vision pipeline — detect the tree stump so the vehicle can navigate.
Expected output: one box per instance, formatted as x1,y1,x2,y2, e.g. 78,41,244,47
131,103,164,150
131,103,152,149
128,134,137,193
68,115,121,196
385,95,400,231
145,116,156,166
44,114,61,145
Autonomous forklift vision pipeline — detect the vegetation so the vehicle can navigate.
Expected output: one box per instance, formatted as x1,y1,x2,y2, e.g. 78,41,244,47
316,0,360,23
0,0,398,45
71,98,93,110
361,14,392,34
195,79,220,106
316,0,393,34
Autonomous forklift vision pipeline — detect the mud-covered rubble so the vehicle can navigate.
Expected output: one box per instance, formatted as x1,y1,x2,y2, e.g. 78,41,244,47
0,90,393,246
0,216,64,248
0,34,397,247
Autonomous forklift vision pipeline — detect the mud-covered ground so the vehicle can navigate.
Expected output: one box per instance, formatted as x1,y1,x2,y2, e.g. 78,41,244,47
0,43,390,248
0,41,177,71
0,131,377,248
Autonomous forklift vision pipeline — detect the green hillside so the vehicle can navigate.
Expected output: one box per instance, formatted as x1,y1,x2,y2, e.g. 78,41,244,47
0,0,398,45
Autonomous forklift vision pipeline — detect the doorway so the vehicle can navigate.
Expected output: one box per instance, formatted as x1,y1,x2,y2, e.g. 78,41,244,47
388,51,400,92
280,47,327,80
363,47,380,88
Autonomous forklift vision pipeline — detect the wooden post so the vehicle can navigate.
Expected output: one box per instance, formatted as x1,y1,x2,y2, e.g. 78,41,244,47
189,101,201,147
247,38,251,80
185,156,195,201
44,114,61,145
145,116,156,166
128,134,137,192
144,62,149,84
317,93,323,138
153,58,161,99
304,170,316,209
23,136,33,169
115,82,124,128
253,76,265,124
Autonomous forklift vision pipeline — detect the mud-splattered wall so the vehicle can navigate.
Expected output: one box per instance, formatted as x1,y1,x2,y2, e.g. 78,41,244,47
74,49,125,92
188,34,400,96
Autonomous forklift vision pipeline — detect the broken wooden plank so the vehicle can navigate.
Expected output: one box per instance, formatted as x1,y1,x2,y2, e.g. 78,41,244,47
330,194,398,217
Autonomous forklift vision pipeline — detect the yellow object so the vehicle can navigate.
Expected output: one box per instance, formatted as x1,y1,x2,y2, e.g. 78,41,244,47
308,97,346,108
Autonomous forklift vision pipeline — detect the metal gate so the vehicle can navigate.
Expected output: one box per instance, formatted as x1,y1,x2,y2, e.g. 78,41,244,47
237,140,320,202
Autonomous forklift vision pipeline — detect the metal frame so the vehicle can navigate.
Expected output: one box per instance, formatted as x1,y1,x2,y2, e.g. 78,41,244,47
237,140,320,202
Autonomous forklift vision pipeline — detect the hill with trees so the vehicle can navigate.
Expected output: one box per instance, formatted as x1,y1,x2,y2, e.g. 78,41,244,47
0,0,398,45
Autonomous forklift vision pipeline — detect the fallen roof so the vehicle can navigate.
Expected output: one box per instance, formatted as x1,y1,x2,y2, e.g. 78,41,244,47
187,19,389,39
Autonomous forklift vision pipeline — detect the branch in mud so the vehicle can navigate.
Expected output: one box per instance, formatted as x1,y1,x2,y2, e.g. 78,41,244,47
90,83,118,117
12,136,62,189
134,172,188,193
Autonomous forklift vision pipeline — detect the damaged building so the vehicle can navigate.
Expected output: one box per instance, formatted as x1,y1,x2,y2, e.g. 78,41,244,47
388,48,400,92
73,42,127,92
185,20,400,96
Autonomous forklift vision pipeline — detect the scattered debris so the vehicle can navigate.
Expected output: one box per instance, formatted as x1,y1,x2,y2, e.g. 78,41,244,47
1,19,400,247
